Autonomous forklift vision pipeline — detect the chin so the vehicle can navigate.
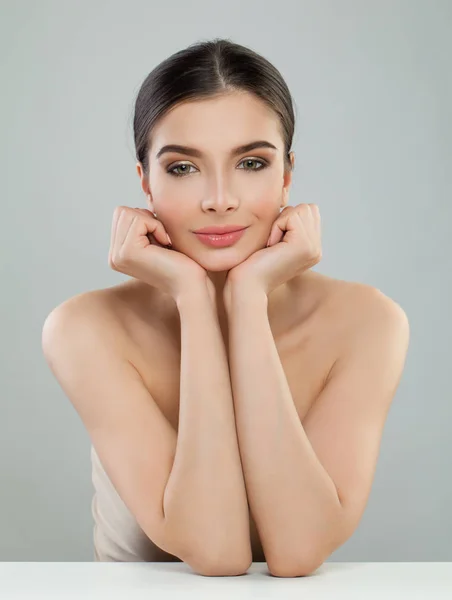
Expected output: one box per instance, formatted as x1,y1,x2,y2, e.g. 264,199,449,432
194,257,242,272
188,247,250,271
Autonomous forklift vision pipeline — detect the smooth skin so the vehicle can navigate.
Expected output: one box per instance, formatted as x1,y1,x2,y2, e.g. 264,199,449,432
42,91,410,576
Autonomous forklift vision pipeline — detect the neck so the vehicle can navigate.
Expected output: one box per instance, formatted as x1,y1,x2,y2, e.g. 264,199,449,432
206,269,228,297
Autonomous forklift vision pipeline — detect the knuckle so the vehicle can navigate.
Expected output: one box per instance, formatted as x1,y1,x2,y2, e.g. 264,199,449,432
116,246,130,266
109,254,120,271
114,205,127,217
111,246,130,269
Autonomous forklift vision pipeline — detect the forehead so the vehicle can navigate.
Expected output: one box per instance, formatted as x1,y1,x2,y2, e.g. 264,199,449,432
151,92,282,149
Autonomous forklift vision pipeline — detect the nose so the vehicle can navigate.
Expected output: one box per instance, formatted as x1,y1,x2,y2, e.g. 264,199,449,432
201,178,239,214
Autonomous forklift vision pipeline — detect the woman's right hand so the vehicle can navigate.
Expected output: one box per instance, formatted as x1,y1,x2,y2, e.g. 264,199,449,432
108,206,210,301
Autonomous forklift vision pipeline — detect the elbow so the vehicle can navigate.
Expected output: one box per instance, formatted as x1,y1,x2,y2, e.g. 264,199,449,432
266,501,352,577
266,527,349,577
163,518,252,576
267,550,326,578
192,560,251,577
266,533,338,578
178,535,252,577
187,547,252,577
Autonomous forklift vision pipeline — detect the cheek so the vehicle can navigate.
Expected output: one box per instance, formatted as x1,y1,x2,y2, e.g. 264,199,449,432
248,186,282,219
156,207,184,229
151,179,199,217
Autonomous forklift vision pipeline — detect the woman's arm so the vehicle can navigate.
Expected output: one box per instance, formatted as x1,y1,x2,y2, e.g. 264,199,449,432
162,280,252,572
225,282,409,578
226,284,342,576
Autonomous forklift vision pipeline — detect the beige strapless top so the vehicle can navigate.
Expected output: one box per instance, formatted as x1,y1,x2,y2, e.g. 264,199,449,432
90,444,182,562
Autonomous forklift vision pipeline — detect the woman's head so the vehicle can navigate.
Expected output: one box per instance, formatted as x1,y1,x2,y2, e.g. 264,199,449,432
133,38,296,273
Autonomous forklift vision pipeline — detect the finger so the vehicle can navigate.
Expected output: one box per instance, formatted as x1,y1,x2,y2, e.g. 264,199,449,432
110,206,133,253
122,212,144,250
267,206,291,246
267,214,287,246
267,224,285,246
138,208,173,246
117,208,171,248
134,208,173,246
121,211,168,255
109,207,124,264
267,207,302,246
302,205,321,257
132,208,158,244
303,204,320,241
312,204,321,238
115,208,137,248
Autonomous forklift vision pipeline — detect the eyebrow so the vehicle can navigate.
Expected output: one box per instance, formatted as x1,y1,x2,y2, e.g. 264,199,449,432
155,140,278,160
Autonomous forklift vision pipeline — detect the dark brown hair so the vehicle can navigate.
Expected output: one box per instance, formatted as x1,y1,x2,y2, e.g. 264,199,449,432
133,37,296,178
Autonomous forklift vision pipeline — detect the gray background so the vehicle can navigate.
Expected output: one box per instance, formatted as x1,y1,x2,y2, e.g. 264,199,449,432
1,0,450,561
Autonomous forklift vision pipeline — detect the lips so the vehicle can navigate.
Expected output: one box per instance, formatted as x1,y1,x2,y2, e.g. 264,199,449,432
193,227,248,248
193,225,247,234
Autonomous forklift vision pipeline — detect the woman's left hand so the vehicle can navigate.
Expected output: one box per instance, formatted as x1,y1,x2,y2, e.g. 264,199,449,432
224,203,322,308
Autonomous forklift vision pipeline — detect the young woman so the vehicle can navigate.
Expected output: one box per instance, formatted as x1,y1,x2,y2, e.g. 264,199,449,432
42,38,410,577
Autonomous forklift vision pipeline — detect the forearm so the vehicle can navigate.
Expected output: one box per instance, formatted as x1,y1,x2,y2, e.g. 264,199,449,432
163,281,251,567
226,285,341,571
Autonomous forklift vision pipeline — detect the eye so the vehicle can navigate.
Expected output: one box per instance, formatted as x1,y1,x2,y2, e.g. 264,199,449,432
237,158,268,172
167,163,197,177
166,157,269,178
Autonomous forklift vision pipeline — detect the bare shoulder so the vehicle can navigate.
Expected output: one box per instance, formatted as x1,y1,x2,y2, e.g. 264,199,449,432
311,273,409,351
338,280,409,328
312,271,405,314
42,280,173,379
325,278,410,359
307,276,410,409
45,279,156,322
43,286,112,328
42,282,139,355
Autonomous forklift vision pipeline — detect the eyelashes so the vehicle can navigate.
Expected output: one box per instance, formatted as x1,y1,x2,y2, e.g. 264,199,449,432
166,158,269,178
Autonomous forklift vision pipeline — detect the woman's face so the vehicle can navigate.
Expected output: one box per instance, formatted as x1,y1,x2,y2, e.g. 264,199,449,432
137,91,294,272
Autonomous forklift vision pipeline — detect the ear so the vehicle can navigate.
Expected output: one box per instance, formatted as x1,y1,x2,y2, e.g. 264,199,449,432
136,162,155,213
281,151,295,208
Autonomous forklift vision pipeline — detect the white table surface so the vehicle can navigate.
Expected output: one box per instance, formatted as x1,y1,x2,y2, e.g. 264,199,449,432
1,562,451,599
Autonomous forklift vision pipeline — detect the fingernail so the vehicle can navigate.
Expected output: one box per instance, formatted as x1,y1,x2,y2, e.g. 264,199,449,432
166,234,172,245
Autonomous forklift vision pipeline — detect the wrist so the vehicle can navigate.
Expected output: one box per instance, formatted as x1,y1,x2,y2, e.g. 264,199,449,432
175,278,216,311
224,280,267,316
